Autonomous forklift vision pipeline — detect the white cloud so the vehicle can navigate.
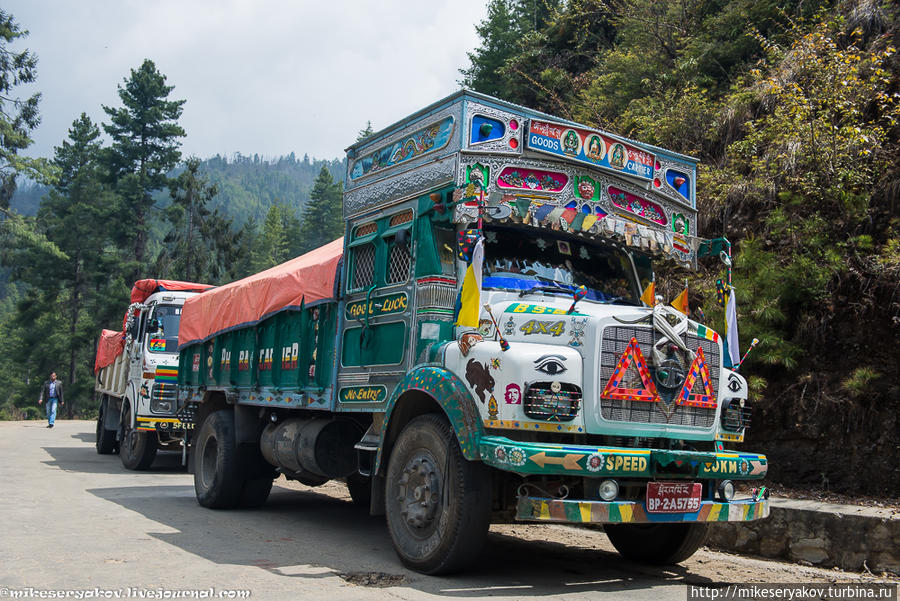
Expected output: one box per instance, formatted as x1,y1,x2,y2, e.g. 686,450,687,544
5,0,487,161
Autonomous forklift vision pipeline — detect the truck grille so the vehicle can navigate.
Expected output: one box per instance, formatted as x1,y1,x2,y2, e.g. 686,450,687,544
599,325,719,428
150,383,177,414
524,382,581,422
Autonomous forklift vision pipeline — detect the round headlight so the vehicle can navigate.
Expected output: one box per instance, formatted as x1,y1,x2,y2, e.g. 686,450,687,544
717,480,735,502
598,479,619,501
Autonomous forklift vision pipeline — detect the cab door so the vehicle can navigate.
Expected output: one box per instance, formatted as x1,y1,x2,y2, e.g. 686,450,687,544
337,205,416,410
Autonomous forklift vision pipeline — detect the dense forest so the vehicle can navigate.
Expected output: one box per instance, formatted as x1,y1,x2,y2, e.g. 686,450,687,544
461,0,899,495
0,11,345,422
0,2,897,495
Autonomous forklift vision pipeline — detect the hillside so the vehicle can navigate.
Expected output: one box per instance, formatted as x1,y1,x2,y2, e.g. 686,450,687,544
10,152,346,224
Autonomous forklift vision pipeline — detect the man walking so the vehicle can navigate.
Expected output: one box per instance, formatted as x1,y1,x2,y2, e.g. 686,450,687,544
38,372,64,428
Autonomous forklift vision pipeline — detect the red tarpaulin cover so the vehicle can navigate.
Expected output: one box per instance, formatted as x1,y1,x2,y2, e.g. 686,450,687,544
178,237,344,348
130,279,214,304
95,329,126,373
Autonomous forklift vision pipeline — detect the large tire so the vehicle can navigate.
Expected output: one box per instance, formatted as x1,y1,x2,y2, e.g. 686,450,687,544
120,404,157,470
96,396,117,455
385,414,491,575
346,473,371,509
193,410,244,509
605,523,710,564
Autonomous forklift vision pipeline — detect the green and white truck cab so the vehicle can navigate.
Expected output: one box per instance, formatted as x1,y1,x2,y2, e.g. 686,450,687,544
177,91,767,574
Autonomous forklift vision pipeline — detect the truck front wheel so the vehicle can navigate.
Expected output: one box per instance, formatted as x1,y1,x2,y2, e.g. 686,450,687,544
604,522,709,565
385,414,491,574
119,405,157,470
96,396,117,455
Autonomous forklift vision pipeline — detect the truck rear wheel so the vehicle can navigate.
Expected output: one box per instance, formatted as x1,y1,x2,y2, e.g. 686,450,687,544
96,396,117,455
120,405,157,470
604,523,709,564
193,410,264,509
385,414,491,574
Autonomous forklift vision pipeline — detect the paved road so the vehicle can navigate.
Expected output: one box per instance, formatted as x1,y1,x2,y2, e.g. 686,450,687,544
0,421,891,601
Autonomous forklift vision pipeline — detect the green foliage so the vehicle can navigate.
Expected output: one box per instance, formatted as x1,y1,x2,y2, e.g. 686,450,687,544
102,59,186,269
841,367,881,398
156,157,240,284
250,203,302,272
298,166,344,253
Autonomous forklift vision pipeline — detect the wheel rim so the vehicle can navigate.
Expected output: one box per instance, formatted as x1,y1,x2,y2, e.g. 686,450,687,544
396,449,442,538
200,433,218,489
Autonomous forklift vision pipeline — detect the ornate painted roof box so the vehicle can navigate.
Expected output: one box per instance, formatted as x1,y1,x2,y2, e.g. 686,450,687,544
343,90,700,267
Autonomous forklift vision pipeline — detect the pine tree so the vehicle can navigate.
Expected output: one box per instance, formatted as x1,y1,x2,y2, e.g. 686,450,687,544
0,10,52,207
157,157,239,284
299,166,343,253
102,59,185,274
9,114,122,418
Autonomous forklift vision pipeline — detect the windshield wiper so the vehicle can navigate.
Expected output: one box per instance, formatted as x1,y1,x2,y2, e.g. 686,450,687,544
519,285,573,298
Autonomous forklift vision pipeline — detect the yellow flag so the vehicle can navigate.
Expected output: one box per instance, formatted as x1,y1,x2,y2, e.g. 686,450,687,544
640,281,655,307
456,238,484,327
670,287,689,315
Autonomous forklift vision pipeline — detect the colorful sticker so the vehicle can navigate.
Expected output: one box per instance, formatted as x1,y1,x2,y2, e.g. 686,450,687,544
149,339,166,352
504,383,522,404
464,359,495,403
155,366,178,383
527,119,655,181
569,317,588,348
505,303,577,316
519,320,566,337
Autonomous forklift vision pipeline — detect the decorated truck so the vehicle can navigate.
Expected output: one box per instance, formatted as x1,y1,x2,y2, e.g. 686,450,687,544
177,91,767,574
94,279,212,469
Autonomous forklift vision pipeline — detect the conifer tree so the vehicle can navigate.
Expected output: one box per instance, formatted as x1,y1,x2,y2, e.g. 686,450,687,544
102,59,185,274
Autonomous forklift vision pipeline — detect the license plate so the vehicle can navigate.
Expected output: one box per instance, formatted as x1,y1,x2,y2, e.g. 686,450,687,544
646,482,702,513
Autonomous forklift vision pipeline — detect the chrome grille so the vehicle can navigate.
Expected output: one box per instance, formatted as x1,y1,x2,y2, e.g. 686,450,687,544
524,382,581,422
599,325,719,427
720,398,751,431
416,279,456,312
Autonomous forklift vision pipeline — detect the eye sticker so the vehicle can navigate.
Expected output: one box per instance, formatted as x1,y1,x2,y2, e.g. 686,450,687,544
534,354,568,376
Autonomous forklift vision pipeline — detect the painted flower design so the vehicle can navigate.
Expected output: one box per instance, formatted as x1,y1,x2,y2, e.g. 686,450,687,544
586,453,605,472
494,446,508,464
508,447,527,467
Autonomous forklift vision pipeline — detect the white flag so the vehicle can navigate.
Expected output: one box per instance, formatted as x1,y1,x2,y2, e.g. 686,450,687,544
725,287,740,366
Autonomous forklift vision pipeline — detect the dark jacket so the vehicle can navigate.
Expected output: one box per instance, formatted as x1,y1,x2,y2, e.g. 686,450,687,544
40,379,64,404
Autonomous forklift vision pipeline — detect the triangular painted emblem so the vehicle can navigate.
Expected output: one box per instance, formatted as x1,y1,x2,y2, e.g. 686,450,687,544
601,337,660,402
676,346,717,408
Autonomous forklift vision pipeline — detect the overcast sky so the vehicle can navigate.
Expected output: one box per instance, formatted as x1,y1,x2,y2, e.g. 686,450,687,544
5,0,488,163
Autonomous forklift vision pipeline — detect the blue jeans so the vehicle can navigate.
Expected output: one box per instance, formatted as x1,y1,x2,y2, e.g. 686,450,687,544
46,399,58,425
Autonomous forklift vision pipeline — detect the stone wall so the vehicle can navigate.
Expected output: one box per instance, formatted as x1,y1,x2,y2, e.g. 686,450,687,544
706,498,900,575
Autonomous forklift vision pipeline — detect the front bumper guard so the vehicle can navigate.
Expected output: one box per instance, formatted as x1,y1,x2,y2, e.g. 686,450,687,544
517,496,769,524
479,435,767,479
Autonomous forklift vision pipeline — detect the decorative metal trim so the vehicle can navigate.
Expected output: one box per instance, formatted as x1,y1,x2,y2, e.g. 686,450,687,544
344,156,458,219
465,101,523,154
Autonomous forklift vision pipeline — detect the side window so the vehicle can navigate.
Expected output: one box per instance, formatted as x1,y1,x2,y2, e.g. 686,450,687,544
351,243,376,290
386,234,411,284
383,210,414,286
432,225,456,276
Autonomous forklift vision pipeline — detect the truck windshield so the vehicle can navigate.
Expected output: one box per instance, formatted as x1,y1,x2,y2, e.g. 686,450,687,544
146,305,182,353
482,225,641,305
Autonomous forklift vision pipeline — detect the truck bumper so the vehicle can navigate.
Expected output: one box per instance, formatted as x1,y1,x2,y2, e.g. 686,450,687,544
135,417,192,433
516,496,769,524
478,435,767,479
